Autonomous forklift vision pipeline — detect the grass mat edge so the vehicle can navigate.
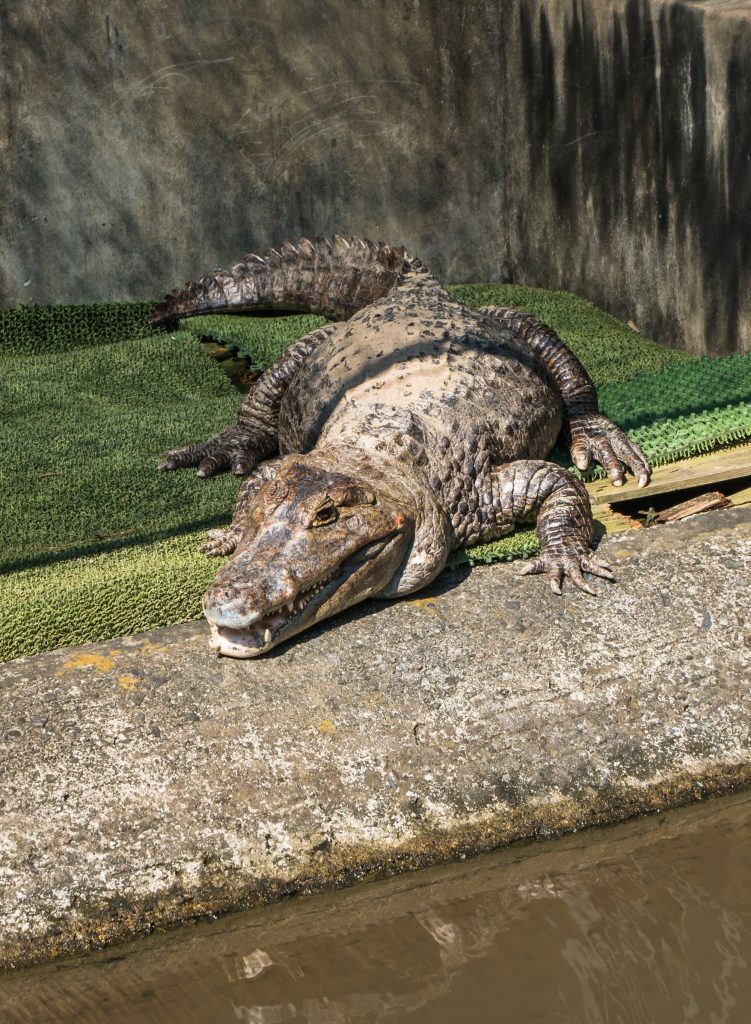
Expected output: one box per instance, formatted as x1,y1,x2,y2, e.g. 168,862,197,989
0,530,217,662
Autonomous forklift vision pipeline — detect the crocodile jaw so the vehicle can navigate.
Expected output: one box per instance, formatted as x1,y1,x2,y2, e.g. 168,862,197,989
205,532,409,658
206,567,341,658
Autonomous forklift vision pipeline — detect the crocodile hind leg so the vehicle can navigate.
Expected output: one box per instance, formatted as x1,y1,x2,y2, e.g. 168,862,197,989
481,460,613,594
479,306,650,487
159,325,337,478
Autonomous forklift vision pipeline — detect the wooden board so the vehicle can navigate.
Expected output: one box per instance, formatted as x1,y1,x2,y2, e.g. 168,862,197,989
586,442,751,506
592,505,640,536
729,483,751,507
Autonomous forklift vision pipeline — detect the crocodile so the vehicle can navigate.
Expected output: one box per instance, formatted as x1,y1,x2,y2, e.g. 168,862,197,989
151,236,650,658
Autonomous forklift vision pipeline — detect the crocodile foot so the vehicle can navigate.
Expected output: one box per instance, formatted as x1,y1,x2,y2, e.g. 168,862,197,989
518,550,615,595
158,427,264,478
200,526,243,557
566,412,650,487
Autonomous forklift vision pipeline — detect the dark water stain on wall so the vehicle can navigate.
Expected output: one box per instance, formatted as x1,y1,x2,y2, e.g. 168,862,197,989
505,0,751,354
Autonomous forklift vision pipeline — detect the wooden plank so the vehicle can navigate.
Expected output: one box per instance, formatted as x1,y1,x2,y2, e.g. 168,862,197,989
651,491,731,524
585,442,751,506
729,483,751,507
593,505,640,535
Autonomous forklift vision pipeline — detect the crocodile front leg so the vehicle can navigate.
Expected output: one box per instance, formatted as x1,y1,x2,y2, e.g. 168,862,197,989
200,457,283,557
486,460,613,595
159,325,337,478
480,306,650,487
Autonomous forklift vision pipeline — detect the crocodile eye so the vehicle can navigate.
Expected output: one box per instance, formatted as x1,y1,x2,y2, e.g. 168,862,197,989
311,502,339,527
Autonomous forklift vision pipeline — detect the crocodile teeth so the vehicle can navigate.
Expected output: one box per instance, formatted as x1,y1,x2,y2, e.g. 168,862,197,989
270,571,340,624
264,628,272,644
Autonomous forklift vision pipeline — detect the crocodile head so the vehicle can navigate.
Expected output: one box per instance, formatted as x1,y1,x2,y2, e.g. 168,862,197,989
203,459,414,657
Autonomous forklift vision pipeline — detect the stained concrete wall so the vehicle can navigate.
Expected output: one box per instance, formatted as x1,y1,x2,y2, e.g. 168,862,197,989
504,0,751,356
1,1,749,354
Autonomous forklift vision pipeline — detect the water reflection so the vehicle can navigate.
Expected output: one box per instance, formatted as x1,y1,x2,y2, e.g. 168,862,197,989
1,790,751,1023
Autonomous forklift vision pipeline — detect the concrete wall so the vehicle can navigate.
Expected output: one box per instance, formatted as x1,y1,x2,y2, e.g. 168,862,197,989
1,0,749,354
503,0,751,355
0,1,505,305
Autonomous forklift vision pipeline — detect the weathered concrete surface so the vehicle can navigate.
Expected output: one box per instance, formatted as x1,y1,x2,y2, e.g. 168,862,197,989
1,505,750,970
1,1,749,355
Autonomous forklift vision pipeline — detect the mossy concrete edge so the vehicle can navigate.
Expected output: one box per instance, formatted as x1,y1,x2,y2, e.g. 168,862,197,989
2,765,750,971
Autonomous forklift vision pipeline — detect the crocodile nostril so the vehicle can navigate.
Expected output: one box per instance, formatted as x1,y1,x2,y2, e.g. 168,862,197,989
209,585,241,606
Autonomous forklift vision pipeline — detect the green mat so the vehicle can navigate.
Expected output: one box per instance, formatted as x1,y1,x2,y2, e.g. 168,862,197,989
0,302,156,356
2,289,749,662
0,332,239,573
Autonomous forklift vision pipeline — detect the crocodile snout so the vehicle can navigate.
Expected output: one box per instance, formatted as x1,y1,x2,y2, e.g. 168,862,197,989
203,564,299,629
203,586,259,629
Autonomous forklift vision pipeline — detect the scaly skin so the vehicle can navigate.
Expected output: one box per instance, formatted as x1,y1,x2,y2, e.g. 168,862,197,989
153,236,649,657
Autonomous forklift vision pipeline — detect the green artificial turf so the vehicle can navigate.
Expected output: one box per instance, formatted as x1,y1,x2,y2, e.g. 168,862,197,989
3,532,218,659
183,312,330,371
0,302,155,356
0,333,239,574
598,355,751,465
1,288,749,662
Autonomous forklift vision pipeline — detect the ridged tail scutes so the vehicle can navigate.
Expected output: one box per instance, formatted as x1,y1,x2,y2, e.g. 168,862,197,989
149,235,417,329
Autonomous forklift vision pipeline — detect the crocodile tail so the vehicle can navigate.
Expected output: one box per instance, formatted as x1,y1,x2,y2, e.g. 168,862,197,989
150,235,421,329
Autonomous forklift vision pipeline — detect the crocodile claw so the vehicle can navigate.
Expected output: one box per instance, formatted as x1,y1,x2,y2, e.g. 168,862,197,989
159,427,263,478
567,412,650,487
519,551,615,595
200,526,243,558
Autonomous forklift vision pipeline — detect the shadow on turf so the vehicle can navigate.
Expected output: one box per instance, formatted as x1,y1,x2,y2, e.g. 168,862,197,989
1,514,233,576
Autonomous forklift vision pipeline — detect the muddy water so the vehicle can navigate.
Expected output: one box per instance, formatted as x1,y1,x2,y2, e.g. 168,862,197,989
2,790,751,1024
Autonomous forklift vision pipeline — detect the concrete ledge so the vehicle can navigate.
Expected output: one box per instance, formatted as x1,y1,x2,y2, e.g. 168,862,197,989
1,506,750,969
